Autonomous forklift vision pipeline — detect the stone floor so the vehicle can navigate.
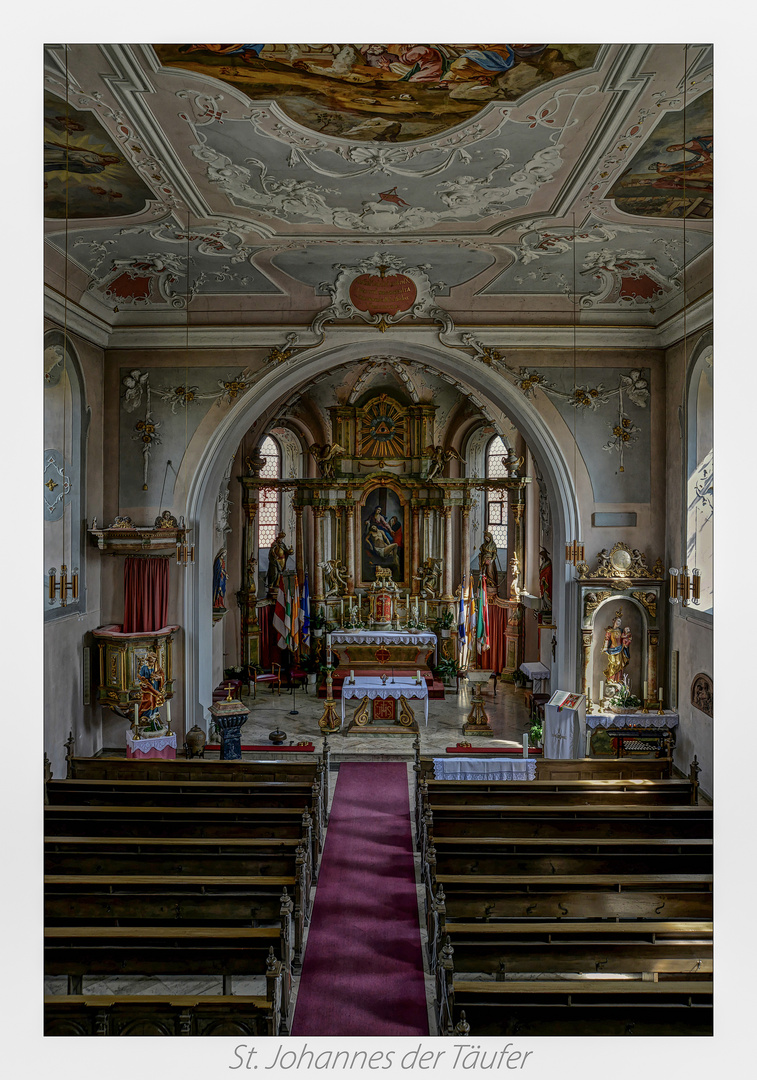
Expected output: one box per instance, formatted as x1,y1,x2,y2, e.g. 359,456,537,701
235,676,533,760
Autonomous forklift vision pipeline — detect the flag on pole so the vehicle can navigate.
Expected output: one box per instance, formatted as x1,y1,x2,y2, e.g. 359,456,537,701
301,572,310,648
273,575,288,649
458,581,466,646
477,576,490,654
466,573,477,646
290,577,300,654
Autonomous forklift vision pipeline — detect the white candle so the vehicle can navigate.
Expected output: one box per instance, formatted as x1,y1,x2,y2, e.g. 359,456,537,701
424,600,428,619
599,680,604,701
416,669,421,681
134,702,139,726
350,670,354,682
522,733,529,758
166,698,171,725
658,687,664,701
643,681,648,701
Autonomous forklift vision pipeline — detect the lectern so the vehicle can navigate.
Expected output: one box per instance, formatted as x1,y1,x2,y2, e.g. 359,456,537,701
543,690,586,759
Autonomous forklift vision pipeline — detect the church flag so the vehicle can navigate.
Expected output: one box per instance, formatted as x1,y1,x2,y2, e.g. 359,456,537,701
467,573,477,646
273,575,289,650
301,572,311,647
477,577,490,653
290,578,300,653
458,582,467,645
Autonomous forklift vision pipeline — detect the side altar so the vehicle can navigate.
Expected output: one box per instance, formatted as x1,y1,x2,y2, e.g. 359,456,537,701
328,629,437,672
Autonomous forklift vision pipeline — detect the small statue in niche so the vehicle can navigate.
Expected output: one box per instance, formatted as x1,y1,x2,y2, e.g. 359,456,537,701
213,548,228,611
266,530,293,592
414,556,442,598
602,610,631,685
309,442,348,479
424,444,463,482
320,558,349,597
478,531,500,592
245,554,258,594
137,651,167,734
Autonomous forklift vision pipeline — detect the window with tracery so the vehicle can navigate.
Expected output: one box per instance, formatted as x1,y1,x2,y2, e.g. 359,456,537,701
486,436,508,549
685,345,713,614
257,435,281,550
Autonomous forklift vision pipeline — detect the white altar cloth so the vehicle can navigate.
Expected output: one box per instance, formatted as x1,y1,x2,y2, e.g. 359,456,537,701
432,757,537,781
519,660,551,693
585,711,679,731
329,629,437,665
126,731,177,758
341,675,429,727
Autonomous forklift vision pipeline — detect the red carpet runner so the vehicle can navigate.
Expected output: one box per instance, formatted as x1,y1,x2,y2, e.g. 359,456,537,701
291,762,429,1036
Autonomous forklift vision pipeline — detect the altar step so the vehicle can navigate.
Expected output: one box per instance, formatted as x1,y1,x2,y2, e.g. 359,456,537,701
318,671,447,700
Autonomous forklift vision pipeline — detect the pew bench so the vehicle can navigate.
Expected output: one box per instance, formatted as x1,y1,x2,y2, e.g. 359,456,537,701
442,980,713,1037
44,993,282,1037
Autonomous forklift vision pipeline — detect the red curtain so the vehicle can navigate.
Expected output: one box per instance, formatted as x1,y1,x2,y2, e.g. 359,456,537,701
487,601,508,671
123,557,169,633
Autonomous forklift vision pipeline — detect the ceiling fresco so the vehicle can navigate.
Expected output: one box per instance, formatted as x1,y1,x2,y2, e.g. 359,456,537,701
154,44,602,143
43,43,713,331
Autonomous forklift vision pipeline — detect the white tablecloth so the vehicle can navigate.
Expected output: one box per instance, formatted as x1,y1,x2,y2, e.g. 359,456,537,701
341,676,429,726
586,711,679,731
126,731,177,755
432,757,537,781
519,661,551,679
329,629,437,665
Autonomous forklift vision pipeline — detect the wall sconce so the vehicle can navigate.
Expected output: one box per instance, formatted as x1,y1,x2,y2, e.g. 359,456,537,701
668,565,700,606
565,540,585,565
176,541,195,567
48,565,79,605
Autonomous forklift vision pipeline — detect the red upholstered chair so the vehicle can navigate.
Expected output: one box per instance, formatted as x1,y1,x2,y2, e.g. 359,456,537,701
288,664,309,693
253,663,282,696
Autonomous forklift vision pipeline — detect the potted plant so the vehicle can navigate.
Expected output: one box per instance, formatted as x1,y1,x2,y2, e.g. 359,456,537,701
434,655,459,687
300,652,320,690
435,609,454,638
512,668,528,689
606,674,641,713
310,608,326,637
529,718,543,747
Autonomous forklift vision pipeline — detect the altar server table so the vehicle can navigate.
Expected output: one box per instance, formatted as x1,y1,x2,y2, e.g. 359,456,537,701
432,757,537,781
126,731,176,759
340,675,429,727
519,661,551,693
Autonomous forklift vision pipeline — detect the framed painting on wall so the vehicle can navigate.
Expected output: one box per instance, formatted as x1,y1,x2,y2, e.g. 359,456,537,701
361,487,406,586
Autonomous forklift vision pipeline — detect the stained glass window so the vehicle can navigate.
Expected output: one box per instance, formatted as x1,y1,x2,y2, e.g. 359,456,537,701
486,436,508,548
257,435,280,549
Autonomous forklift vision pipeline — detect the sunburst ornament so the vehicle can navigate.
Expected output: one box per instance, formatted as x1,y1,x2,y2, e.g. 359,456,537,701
359,395,407,459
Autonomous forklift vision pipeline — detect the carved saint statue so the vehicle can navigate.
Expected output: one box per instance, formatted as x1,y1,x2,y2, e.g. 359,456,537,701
414,556,442,598
266,530,293,591
508,552,522,600
137,651,166,733
478,531,500,592
424,444,463,482
320,558,349,598
539,548,552,614
309,442,348,479
212,548,228,611
245,554,258,595
602,610,631,684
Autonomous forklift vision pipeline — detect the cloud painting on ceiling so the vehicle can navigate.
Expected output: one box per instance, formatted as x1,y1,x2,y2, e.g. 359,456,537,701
155,44,601,143
606,91,712,219
44,92,155,220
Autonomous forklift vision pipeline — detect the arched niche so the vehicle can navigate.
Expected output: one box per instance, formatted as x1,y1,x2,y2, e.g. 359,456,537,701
580,589,662,704
180,337,581,729
358,480,410,589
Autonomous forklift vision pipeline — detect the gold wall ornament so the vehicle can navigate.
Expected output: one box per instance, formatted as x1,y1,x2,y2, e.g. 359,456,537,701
579,542,663,581
397,695,415,727
353,695,371,727
632,590,657,620
358,395,408,459
583,590,612,623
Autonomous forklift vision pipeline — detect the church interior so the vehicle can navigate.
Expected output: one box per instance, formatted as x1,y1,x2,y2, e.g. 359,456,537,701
42,42,714,1041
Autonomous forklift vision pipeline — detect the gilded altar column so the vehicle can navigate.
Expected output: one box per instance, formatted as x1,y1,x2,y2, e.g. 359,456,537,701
581,629,593,697
442,506,453,600
294,504,304,589
313,507,325,602
345,500,356,594
411,504,421,596
461,505,471,591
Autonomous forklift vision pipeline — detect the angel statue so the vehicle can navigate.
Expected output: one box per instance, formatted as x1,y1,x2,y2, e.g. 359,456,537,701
320,558,349,598
424,443,463,482
413,556,442,598
308,442,348,479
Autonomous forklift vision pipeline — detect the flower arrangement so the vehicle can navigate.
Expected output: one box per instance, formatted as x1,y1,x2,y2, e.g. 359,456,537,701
607,674,641,712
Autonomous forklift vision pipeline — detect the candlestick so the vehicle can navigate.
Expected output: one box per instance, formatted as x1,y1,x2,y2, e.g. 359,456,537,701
522,733,529,758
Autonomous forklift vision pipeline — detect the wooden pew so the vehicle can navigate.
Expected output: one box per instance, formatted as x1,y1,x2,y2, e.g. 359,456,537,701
44,875,308,966
441,980,713,1037
44,993,282,1036
45,931,290,1030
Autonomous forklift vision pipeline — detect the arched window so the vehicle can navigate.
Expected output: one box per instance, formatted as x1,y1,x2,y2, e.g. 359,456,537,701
685,342,713,615
257,435,281,551
485,436,509,551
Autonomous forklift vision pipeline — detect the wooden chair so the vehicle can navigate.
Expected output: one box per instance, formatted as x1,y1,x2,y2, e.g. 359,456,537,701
253,664,281,696
288,664,309,693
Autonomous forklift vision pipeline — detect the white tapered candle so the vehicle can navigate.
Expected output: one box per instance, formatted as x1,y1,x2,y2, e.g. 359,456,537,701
599,680,604,701
643,681,648,701
658,687,664,701
523,733,529,758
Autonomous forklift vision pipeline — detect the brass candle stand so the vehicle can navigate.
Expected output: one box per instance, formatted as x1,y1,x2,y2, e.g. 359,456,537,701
318,696,340,733
657,697,665,716
641,697,650,714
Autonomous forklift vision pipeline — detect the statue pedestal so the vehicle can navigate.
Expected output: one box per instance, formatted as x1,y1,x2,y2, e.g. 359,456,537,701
462,670,494,737
209,699,250,760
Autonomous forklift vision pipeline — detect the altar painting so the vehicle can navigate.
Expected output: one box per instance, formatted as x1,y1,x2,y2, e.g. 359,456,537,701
361,489,405,585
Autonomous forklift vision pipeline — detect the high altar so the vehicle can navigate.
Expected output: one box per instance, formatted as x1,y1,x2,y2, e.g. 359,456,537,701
236,391,530,685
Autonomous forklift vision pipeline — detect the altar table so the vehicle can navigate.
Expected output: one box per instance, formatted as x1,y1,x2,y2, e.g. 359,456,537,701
432,757,537,781
329,629,437,668
126,731,177,759
585,710,679,757
341,675,429,727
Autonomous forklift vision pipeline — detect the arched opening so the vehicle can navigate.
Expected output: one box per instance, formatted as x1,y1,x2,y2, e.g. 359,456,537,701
181,338,582,728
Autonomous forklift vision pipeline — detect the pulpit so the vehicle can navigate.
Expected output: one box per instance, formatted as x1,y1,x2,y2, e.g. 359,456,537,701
543,690,585,759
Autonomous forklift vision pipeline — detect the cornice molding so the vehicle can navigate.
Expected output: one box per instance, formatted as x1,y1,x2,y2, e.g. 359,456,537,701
44,287,113,348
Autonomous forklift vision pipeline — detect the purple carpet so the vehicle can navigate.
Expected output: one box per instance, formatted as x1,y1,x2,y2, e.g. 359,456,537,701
291,762,429,1036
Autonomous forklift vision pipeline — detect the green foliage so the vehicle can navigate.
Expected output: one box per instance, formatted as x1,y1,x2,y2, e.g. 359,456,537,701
434,656,459,682
435,609,454,629
529,719,543,745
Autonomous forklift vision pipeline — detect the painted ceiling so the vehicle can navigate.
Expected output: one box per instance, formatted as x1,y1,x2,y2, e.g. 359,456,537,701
44,43,713,332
